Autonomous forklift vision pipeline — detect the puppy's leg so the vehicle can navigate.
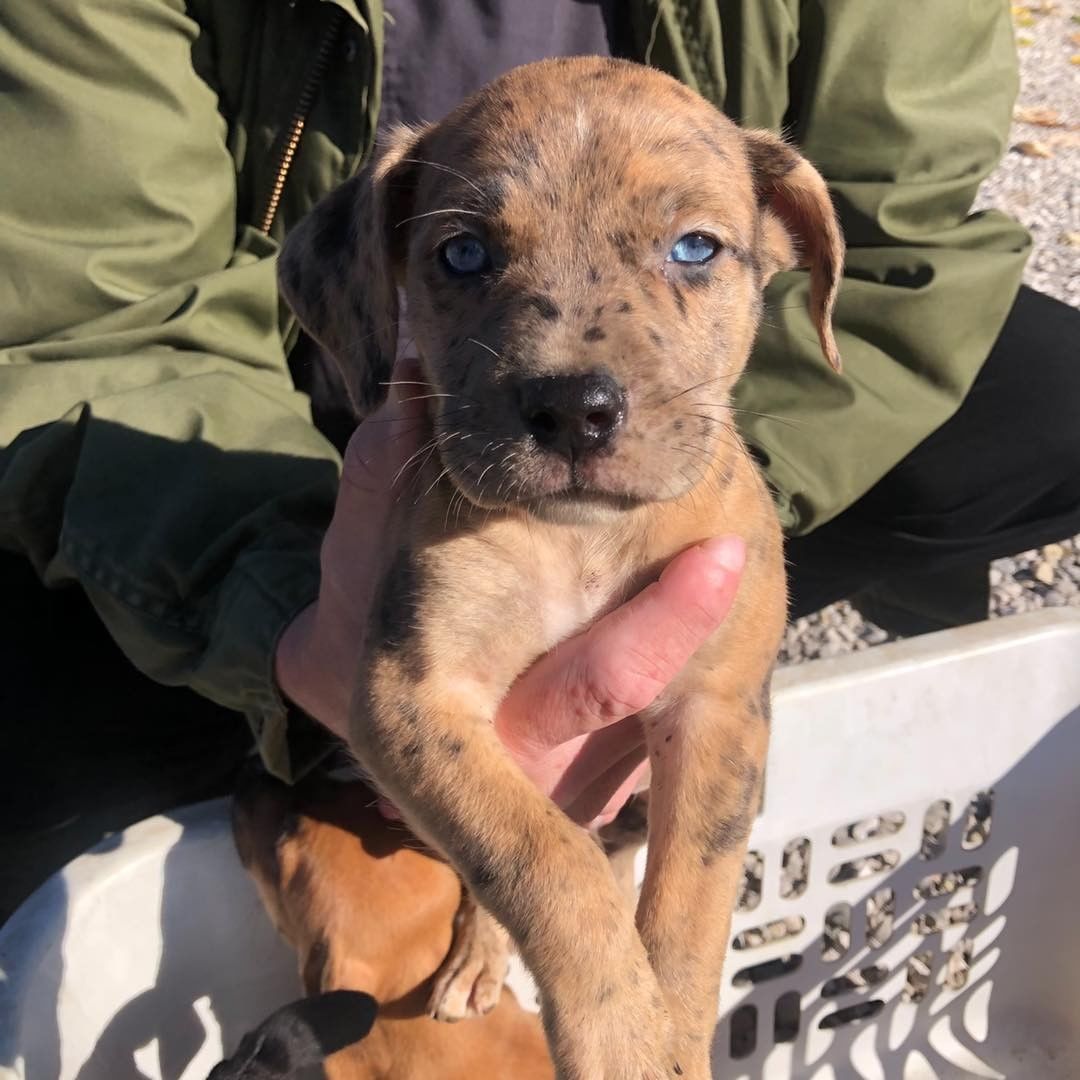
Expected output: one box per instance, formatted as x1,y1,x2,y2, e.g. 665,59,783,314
596,791,649,905
428,890,510,1022
357,670,680,1080
433,792,650,1024
635,682,770,1079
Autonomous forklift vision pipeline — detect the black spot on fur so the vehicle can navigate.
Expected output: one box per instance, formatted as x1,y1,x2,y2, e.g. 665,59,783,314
489,93,517,117
746,134,800,200
673,419,684,432
609,230,637,268
504,847,532,892
583,325,606,342
695,128,729,159
375,549,420,653
674,1065,684,1076
438,733,465,756
742,690,762,721
545,189,560,211
670,282,687,317
476,176,507,216
528,294,562,321
587,265,601,284
616,299,633,313
593,304,605,319
648,328,664,348
681,265,712,290
459,840,498,890
700,759,760,866
401,738,423,759
760,684,773,727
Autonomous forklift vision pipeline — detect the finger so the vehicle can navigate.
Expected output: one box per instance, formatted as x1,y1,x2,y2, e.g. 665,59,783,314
497,535,745,755
547,715,646,812
590,759,651,829
341,358,430,496
563,755,650,829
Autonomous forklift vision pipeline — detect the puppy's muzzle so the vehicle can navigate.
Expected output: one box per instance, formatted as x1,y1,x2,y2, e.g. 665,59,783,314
517,371,627,461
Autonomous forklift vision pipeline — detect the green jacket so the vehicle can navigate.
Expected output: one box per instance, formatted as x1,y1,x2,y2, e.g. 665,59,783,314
0,0,1028,779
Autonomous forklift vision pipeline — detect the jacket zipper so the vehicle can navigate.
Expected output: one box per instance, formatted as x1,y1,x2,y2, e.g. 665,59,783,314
258,7,346,234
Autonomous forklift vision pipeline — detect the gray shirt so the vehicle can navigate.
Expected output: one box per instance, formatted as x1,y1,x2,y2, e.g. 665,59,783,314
379,1,617,132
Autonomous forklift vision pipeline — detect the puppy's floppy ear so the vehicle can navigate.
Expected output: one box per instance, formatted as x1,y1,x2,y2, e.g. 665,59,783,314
206,990,377,1079
278,124,427,414
743,130,845,372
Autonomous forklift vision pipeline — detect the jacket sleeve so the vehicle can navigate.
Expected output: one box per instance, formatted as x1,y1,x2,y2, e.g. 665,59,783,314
635,0,1032,534
733,0,1032,535
0,0,340,779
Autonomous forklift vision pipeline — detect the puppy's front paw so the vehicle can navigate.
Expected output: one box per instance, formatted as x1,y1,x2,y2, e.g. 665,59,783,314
428,895,509,1021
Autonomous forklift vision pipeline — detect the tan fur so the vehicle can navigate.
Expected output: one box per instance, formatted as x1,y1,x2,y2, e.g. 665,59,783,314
233,775,553,1079
278,57,844,1079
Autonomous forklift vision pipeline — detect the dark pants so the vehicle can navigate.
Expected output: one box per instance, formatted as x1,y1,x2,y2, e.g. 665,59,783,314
1,286,1077,924
787,287,1080,628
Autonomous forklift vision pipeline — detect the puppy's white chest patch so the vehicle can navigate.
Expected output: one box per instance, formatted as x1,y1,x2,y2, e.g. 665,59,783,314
539,571,613,649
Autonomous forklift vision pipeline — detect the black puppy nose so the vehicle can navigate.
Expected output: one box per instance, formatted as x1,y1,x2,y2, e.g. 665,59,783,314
518,373,627,459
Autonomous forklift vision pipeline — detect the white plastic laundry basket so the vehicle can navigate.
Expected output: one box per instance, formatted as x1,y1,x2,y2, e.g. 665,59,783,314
715,606,1080,1080
2,609,1079,1079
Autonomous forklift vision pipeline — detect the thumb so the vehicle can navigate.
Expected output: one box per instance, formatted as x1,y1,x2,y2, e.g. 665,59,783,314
496,535,746,756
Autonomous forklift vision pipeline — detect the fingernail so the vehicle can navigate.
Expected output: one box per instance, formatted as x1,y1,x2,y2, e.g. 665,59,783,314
702,535,746,576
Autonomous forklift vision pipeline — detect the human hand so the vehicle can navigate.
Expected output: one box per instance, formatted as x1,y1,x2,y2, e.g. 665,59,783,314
492,535,745,826
274,360,429,741
275,366,745,824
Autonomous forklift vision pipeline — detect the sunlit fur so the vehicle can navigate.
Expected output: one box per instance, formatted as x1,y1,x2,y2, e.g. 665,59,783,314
277,56,843,1080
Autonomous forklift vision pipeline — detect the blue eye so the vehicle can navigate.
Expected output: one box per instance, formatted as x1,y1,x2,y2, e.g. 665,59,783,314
670,233,720,265
441,234,491,275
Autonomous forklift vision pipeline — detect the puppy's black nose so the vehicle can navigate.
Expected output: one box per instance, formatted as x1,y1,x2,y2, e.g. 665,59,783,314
518,373,626,459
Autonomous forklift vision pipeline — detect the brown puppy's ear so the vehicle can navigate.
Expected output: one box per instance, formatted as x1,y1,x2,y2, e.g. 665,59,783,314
278,124,427,414
743,130,845,372
205,991,377,1079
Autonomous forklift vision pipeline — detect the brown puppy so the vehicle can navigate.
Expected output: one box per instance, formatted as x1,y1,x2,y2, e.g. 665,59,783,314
279,56,842,1079
232,771,554,1079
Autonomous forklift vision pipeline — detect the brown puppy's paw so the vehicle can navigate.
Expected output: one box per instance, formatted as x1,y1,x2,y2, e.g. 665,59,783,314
427,894,510,1022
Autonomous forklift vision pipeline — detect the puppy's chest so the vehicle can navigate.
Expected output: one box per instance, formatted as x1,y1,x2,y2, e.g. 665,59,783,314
420,528,635,681
537,560,614,648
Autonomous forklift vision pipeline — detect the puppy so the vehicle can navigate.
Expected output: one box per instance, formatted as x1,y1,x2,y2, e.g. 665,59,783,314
226,769,553,1079
279,56,842,1079
207,989,377,1079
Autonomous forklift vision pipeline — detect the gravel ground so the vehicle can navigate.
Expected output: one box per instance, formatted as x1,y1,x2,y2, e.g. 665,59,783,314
780,3,1080,665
